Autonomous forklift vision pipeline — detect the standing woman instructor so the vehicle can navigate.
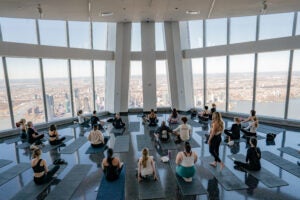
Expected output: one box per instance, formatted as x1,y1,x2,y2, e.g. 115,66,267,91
208,112,225,170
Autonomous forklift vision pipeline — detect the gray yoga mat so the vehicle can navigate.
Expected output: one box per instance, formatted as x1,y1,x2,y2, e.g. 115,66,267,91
41,136,73,153
188,119,202,128
60,137,88,154
138,173,165,199
4,136,21,144
45,164,92,200
160,140,178,150
228,154,289,188
261,151,300,178
257,124,285,134
85,137,110,154
169,160,207,196
0,163,31,186
11,165,66,200
110,128,125,134
0,159,12,168
195,131,209,136
278,147,300,159
189,138,201,148
129,122,140,132
201,156,248,190
221,135,265,145
114,135,130,153
136,135,154,151
16,142,31,149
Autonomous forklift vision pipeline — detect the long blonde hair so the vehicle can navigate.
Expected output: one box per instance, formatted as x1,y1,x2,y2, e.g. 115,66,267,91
253,116,259,128
141,148,149,168
32,149,41,159
212,112,224,132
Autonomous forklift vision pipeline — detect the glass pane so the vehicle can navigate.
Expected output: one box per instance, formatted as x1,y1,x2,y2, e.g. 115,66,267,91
230,16,256,44
94,60,106,112
0,17,37,44
256,51,289,118
71,60,93,114
38,20,67,47
297,12,300,35
43,59,72,121
0,59,12,130
6,57,45,124
93,22,107,50
259,12,294,40
288,50,300,120
155,23,165,51
131,23,141,51
229,54,254,113
206,56,226,111
68,21,91,49
129,61,143,108
191,58,204,107
189,20,203,48
156,60,171,107
206,18,227,47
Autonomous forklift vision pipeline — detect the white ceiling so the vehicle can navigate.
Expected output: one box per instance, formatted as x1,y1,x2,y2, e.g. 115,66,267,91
0,0,299,22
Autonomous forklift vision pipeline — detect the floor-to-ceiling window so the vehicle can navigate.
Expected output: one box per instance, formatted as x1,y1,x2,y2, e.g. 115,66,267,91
191,58,204,107
296,12,300,35
188,20,203,49
38,19,67,47
206,56,227,111
256,51,290,118
43,59,72,121
129,61,143,108
288,50,300,120
94,60,106,112
0,59,11,130
6,57,45,124
71,60,93,114
156,60,171,107
68,21,91,49
229,54,254,113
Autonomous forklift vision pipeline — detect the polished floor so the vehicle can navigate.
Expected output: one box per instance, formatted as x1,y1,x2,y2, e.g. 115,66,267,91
0,114,299,200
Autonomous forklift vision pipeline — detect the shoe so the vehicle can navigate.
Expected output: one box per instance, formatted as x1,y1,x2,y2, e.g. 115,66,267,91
297,161,300,166
234,165,246,172
227,141,234,146
183,177,192,182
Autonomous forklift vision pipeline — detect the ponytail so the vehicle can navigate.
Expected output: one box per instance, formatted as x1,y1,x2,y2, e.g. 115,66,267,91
185,142,191,153
141,148,149,168
107,148,114,165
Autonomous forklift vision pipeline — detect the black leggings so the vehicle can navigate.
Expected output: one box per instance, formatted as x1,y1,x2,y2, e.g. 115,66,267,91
29,134,44,144
234,161,260,171
91,137,108,148
34,165,60,185
49,137,66,145
209,134,222,162
224,129,240,140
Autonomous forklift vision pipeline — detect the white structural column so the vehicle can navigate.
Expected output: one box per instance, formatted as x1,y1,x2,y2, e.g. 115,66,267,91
141,22,156,111
111,22,131,113
164,21,193,111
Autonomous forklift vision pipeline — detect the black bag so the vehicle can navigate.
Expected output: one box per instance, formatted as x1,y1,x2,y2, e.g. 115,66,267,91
266,133,276,141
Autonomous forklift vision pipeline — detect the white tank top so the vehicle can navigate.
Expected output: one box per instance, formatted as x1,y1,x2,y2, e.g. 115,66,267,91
181,152,195,167
140,156,154,176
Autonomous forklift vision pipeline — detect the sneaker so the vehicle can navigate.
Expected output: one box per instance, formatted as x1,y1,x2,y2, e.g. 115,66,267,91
183,177,192,182
234,165,246,172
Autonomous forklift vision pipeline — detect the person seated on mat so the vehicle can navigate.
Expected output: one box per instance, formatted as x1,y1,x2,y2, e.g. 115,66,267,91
138,148,158,182
90,110,105,130
88,124,108,148
209,103,217,120
233,137,261,171
48,124,66,146
168,108,179,124
77,109,90,127
173,117,192,144
113,113,126,129
198,106,210,122
31,148,60,185
224,117,241,145
147,109,159,126
17,118,27,139
175,142,198,182
102,148,124,181
241,117,258,138
154,121,172,142
27,121,44,145
241,110,256,127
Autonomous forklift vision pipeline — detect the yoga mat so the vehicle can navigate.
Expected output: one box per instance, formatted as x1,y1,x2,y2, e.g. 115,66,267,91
261,151,300,178
257,124,285,134
114,136,130,153
189,138,201,148
195,131,209,136
45,164,92,200
201,156,248,190
136,135,154,151
128,122,140,132
0,159,12,168
188,120,202,128
110,128,125,134
160,140,178,150
138,172,165,199
11,165,66,200
41,136,73,153
228,154,289,188
4,136,21,144
0,163,31,186
277,147,300,159
85,137,110,154
169,160,207,196
221,135,265,145
60,137,88,154
16,142,31,149
97,165,126,200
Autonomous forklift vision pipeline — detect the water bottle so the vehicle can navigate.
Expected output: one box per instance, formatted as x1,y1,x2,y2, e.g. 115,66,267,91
168,150,171,159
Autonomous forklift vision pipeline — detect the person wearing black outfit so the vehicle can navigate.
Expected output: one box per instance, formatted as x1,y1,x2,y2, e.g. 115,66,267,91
224,117,241,142
27,121,44,145
209,103,216,120
154,121,172,142
113,113,125,129
148,109,158,126
102,148,123,181
90,110,104,130
49,124,66,146
234,137,261,171
198,106,210,122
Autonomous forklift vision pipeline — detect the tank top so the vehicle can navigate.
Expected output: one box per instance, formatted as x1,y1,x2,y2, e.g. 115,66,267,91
140,156,154,176
181,152,195,167
180,124,190,141
104,158,120,181
32,159,45,173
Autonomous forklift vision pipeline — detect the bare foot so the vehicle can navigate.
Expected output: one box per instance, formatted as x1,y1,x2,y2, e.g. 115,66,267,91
209,162,217,167
220,162,225,170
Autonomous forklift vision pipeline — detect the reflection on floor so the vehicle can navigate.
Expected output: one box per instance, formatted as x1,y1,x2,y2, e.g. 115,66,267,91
0,114,300,200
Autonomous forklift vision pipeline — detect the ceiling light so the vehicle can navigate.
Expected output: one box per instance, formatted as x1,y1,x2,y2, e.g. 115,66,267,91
186,10,200,15
100,12,114,17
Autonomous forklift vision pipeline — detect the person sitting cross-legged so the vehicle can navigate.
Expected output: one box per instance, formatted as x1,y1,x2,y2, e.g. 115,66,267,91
138,148,158,182
88,124,108,148
224,117,241,145
102,148,124,181
48,124,66,146
173,117,192,144
154,121,172,142
113,113,126,129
